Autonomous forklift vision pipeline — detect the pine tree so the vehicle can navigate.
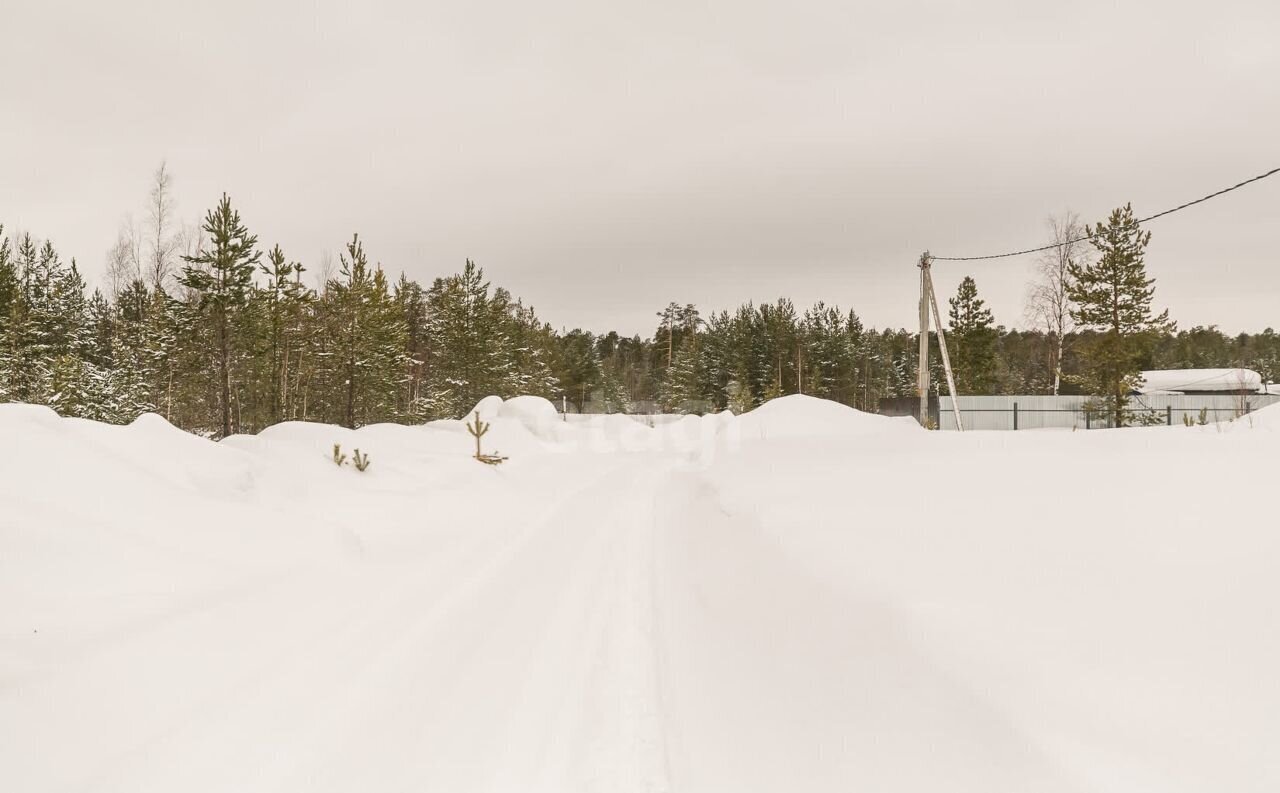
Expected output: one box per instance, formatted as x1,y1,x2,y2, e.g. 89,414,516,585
1249,328,1279,391
700,309,739,410
845,309,869,410
725,377,753,413
258,244,311,426
49,353,112,421
1,235,48,403
558,329,601,411
2,237,105,415
423,260,514,417
504,296,558,400
85,289,115,370
395,274,430,419
1067,204,1173,425
27,241,90,363
659,334,709,413
759,299,799,396
595,330,640,412
178,194,261,437
948,276,998,394
596,360,631,413
0,229,18,402
801,302,850,399
319,235,408,428
888,332,917,399
654,303,701,379
106,280,160,422
143,288,181,423
733,304,767,405
0,227,17,324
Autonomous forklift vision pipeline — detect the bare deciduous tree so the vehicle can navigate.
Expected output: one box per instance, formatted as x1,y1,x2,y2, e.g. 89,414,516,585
1026,212,1087,395
106,215,143,300
315,250,336,289
146,161,181,292
106,162,184,298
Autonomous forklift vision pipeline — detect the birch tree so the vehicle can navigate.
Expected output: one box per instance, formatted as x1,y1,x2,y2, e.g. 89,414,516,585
1026,212,1086,395
146,161,181,292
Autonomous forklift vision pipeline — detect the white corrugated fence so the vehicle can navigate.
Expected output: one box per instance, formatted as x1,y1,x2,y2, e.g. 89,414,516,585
938,394,1280,431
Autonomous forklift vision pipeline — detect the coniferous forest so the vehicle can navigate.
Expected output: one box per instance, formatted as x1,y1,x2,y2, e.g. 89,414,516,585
2,173,1277,437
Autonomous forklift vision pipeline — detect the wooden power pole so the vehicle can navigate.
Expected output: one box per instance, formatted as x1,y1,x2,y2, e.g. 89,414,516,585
917,252,965,431
917,254,931,426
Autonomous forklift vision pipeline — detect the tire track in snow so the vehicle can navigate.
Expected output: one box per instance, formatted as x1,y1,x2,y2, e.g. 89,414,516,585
49,458,648,793
481,455,673,792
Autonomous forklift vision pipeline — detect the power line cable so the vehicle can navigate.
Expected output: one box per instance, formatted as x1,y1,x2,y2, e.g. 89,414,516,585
932,166,1280,262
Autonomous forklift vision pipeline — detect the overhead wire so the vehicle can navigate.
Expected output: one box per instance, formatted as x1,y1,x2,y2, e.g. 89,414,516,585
931,166,1280,262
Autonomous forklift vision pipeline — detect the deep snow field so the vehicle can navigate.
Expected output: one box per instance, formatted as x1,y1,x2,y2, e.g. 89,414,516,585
3,395,1278,792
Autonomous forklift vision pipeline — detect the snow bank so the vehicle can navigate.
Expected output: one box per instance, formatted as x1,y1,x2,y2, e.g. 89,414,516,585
0,405,256,500
733,393,916,441
1244,399,1280,429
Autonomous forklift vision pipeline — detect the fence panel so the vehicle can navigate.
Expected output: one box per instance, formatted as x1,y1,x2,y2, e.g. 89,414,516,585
938,394,1280,431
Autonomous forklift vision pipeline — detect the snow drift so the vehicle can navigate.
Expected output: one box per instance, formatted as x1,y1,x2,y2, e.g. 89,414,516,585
3,397,1279,793
732,393,917,441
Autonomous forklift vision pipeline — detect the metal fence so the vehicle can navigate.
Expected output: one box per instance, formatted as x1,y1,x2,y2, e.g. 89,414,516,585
938,394,1280,431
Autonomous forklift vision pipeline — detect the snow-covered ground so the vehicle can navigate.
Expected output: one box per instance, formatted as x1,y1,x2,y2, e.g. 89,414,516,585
3,395,1278,792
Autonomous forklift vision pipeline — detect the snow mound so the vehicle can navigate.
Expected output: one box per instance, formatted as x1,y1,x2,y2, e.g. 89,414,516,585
469,395,504,422
734,394,916,441
258,419,364,449
498,395,562,440
0,402,61,426
1246,400,1280,429
456,395,568,444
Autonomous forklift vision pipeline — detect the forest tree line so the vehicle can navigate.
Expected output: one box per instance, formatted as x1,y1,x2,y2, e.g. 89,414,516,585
1,168,1276,435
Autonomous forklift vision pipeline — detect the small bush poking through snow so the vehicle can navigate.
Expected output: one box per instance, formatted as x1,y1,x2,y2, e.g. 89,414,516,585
332,443,371,472
352,448,371,472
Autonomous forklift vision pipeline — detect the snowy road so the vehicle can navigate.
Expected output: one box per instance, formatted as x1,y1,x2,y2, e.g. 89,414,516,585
4,397,1280,792
6,453,679,792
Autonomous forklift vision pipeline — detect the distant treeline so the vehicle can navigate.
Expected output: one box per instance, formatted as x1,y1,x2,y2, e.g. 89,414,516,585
1,172,1275,435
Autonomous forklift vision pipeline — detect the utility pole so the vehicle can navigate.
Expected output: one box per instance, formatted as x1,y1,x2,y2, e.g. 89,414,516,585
917,253,932,427
925,262,964,431
917,252,965,431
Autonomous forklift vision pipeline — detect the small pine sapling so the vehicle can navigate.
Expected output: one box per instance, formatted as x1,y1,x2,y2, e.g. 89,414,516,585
466,412,508,465
333,443,347,466
352,448,371,472
1133,409,1167,427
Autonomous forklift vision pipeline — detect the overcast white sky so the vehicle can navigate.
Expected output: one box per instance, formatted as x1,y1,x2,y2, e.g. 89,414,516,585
3,0,1277,336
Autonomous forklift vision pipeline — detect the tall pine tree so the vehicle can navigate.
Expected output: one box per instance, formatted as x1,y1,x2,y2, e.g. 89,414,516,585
319,235,408,428
423,261,514,417
947,276,998,394
258,244,312,425
1067,204,1173,425
178,194,261,437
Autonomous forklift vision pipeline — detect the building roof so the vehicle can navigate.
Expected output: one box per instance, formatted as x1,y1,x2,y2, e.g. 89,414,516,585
1137,369,1263,394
